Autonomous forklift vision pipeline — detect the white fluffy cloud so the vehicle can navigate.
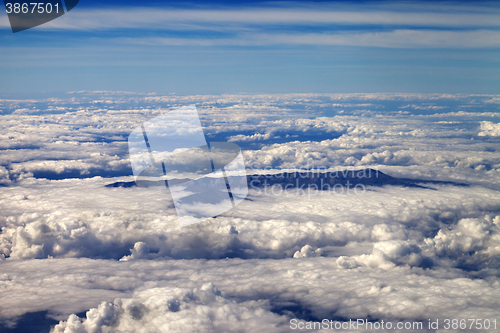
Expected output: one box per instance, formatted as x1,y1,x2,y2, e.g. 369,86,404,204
51,284,286,333
479,121,500,137
1,257,499,333
1,174,499,271
1,93,500,332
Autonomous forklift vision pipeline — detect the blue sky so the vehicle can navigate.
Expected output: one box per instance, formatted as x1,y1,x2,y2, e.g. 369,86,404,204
0,0,499,96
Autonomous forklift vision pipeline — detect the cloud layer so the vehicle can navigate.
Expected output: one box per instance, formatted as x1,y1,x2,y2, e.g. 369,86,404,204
0,92,499,332
2,4,499,48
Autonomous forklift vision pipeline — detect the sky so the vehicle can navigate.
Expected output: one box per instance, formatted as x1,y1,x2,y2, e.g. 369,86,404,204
0,0,499,96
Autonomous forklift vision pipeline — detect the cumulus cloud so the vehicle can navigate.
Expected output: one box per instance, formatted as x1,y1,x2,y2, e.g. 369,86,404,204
1,257,499,333
51,284,286,333
1,93,500,332
478,121,500,137
2,174,499,269
293,245,323,258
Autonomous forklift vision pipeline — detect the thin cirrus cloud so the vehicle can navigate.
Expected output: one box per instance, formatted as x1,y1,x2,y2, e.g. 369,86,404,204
30,7,500,29
1,5,499,49
128,30,500,48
